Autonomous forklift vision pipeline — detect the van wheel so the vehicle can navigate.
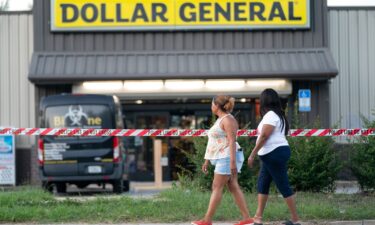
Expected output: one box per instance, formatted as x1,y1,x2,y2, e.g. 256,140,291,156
42,181,53,193
112,179,123,194
56,183,67,194
123,180,130,192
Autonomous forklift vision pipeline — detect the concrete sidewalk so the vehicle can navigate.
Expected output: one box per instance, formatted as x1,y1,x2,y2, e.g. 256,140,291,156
2,221,375,225
328,222,375,225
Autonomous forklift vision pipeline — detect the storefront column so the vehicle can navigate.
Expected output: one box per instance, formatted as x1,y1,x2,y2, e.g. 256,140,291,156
153,139,162,188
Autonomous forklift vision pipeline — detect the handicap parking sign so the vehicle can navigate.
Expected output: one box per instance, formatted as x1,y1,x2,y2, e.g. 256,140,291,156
298,89,311,112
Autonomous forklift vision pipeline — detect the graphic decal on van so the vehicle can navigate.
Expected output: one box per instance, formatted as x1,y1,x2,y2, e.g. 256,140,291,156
44,143,69,160
65,105,89,126
46,105,109,129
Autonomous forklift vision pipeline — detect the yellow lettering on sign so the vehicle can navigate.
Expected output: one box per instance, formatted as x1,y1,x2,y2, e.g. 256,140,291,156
54,0,175,29
175,0,307,26
87,117,102,126
51,0,310,31
53,116,65,127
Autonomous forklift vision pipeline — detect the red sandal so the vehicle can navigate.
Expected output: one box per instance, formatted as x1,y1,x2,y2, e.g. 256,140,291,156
191,220,213,225
233,218,255,225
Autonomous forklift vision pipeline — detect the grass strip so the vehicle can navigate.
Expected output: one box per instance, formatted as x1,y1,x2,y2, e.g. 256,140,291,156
0,187,374,223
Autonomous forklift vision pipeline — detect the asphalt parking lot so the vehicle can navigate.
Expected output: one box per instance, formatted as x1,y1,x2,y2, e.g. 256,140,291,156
52,181,173,201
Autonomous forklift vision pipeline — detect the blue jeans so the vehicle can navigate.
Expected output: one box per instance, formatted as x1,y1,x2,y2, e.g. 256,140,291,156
257,146,294,198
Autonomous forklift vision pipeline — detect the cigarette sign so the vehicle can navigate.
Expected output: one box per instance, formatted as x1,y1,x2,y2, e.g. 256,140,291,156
51,0,311,31
0,135,15,186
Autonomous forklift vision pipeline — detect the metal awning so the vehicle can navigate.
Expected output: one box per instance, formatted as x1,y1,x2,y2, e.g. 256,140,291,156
28,48,338,83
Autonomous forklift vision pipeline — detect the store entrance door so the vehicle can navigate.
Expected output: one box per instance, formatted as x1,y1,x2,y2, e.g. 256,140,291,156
126,112,170,181
168,109,213,180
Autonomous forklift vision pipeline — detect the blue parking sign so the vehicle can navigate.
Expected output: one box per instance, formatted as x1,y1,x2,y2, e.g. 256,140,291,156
298,89,311,112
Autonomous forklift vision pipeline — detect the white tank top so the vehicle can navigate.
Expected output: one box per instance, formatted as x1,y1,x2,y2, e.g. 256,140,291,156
204,114,241,160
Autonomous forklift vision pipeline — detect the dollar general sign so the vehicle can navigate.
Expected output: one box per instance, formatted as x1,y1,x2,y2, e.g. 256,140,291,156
51,0,310,31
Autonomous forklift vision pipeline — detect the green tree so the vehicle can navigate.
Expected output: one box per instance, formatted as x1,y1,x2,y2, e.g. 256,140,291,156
287,102,341,192
350,111,375,192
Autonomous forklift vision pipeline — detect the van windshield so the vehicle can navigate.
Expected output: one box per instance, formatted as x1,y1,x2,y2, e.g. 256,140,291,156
45,104,112,129
44,104,113,149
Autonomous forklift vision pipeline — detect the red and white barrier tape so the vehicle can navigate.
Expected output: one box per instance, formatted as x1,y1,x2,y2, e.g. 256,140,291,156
0,128,374,137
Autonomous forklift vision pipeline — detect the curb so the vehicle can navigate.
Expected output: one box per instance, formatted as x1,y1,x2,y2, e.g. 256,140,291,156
328,220,375,225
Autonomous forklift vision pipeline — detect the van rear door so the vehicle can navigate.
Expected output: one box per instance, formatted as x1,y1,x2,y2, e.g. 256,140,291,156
42,104,115,177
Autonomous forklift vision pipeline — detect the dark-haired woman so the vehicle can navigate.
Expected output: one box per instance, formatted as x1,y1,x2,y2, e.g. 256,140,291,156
248,89,300,225
192,95,253,225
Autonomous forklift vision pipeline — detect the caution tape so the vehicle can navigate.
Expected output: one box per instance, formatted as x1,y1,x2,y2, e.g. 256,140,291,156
0,128,374,137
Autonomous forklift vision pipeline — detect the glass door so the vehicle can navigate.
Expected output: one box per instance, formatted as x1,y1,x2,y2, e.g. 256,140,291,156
124,112,170,181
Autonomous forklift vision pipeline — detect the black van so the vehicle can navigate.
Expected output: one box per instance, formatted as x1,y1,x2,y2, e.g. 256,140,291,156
38,94,129,194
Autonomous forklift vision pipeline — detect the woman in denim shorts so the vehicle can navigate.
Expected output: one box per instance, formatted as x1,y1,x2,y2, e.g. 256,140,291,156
192,95,253,225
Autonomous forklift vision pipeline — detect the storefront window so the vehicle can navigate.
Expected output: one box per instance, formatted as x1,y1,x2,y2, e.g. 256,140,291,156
122,100,254,181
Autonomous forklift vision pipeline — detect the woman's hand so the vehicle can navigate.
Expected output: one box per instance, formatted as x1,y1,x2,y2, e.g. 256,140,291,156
230,160,237,176
247,153,256,168
202,160,209,175
249,124,274,168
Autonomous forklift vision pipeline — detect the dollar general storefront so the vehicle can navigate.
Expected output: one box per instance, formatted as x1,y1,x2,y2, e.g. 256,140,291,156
27,0,338,181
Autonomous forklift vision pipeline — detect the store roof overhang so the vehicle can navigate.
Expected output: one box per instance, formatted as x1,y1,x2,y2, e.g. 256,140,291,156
28,48,338,84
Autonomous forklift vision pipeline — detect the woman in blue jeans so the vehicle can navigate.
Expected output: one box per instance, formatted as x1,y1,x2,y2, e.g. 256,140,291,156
248,89,300,225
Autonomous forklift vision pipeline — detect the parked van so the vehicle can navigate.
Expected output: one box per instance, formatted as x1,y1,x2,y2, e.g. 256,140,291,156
38,94,129,194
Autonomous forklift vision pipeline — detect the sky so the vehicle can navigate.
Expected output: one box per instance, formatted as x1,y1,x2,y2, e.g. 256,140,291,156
2,0,32,11
328,0,375,6
1,0,375,11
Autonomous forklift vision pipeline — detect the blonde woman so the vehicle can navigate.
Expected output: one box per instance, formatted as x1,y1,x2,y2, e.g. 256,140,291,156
192,95,253,225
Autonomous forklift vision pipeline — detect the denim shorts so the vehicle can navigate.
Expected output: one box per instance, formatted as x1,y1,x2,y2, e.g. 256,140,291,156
210,150,244,175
